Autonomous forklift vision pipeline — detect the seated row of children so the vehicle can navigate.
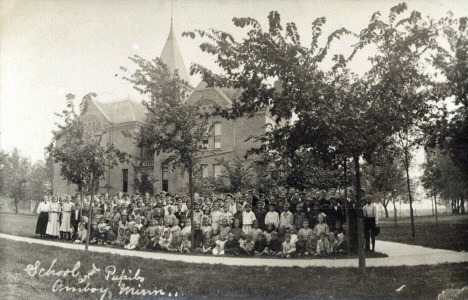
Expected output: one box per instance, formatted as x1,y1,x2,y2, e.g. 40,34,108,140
72,212,347,258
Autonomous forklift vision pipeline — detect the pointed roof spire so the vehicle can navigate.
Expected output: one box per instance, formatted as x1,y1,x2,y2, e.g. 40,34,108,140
160,10,192,86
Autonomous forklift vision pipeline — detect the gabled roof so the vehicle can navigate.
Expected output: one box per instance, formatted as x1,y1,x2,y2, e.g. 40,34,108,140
92,98,147,124
160,19,192,87
191,81,243,104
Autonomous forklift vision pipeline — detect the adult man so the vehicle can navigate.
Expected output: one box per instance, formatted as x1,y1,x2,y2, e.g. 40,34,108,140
363,195,379,252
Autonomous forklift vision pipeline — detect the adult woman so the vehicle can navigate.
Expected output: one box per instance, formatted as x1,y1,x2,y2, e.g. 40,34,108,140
46,196,61,239
60,195,73,240
35,195,50,238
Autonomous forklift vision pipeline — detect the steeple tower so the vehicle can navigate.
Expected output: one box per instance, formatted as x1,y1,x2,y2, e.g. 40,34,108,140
160,18,192,87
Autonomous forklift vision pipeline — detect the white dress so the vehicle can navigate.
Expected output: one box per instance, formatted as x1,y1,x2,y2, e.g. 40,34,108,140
46,202,61,236
60,202,73,232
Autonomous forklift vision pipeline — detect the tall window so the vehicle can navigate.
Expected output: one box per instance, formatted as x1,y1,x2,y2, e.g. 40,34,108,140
122,169,128,193
162,165,169,192
213,164,222,178
201,165,208,178
214,122,221,149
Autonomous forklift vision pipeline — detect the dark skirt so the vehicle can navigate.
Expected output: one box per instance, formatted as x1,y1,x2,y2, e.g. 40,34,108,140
36,212,49,235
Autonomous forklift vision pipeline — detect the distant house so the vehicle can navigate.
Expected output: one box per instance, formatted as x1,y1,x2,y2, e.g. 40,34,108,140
53,21,275,195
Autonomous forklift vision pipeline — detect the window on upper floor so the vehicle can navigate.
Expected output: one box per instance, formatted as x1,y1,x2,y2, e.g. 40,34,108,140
200,165,208,178
213,164,222,178
214,122,221,149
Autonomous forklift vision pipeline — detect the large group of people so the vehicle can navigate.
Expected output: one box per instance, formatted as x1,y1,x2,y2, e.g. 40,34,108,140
35,187,379,258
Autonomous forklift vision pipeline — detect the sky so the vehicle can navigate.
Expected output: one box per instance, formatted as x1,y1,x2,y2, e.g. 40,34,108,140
1,0,467,164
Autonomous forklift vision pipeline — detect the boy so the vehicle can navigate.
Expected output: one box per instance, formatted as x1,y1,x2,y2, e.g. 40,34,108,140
316,232,331,256
295,233,307,257
279,204,294,229
298,220,314,241
265,204,279,229
224,232,240,256
268,231,282,256
305,232,318,256
280,233,296,258
241,204,256,235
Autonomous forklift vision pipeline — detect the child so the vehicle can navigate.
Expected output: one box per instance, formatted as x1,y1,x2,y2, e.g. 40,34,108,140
280,233,296,258
158,230,172,252
116,228,126,247
239,234,255,256
147,219,158,240
231,219,243,241
265,204,279,229
181,219,191,237
106,229,117,245
193,221,204,250
213,231,228,256
179,234,192,253
210,204,222,233
285,227,298,245
264,223,276,243
313,214,330,237
72,223,87,244
305,233,318,256
168,231,181,252
97,217,110,245
316,232,331,256
224,232,240,256
295,233,308,257
126,215,136,232
124,228,132,245
155,219,165,240
254,232,269,255
242,204,256,235
336,233,347,254
268,231,282,256
250,220,263,242
171,219,181,237
298,220,314,241
124,227,140,250
202,232,215,254
136,229,150,250
201,217,213,235
219,218,231,237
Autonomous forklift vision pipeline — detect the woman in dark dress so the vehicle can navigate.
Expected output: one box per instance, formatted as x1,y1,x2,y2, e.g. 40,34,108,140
35,195,50,238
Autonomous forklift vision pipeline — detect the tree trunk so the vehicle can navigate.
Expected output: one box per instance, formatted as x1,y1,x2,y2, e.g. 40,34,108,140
431,195,434,216
392,200,397,226
382,195,389,218
433,191,438,225
403,150,415,239
80,183,84,220
353,153,365,271
85,174,95,251
461,198,465,214
189,167,195,251
14,197,18,215
343,159,351,257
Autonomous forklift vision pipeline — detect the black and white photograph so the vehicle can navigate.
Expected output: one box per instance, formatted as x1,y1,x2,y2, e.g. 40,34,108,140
0,0,467,299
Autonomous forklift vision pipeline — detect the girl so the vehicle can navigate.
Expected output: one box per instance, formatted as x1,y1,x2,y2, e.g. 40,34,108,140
72,223,87,244
264,223,276,243
168,231,181,252
313,214,330,237
213,231,228,256
126,215,136,232
179,234,191,253
181,219,191,237
231,219,243,241
254,232,269,255
250,220,263,242
116,228,126,247
239,234,255,256
136,229,150,250
46,196,61,239
241,204,256,235
124,227,140,250
202,232,215,254
201,217,213,235
219,218,231,237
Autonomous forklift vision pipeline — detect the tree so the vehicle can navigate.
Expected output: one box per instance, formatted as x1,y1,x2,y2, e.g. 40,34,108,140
216,156,254,192
122,55,210,250
133,170,157,196
185,4,436,270
421,149,444,224
0,148,31,214
47,93,128,250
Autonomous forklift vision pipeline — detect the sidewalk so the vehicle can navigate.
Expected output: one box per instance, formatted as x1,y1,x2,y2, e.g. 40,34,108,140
1,233,466,268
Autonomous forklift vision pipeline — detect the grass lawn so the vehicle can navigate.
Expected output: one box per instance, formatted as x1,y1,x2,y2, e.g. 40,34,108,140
378,214,468,252
0,238,467,300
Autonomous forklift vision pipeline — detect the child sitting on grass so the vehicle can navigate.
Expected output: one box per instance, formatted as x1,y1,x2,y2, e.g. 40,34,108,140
179,234,191,253
116,228,126,247
168,231,181,252
213,231,228,256
295,233,307,257
336,233,347,254
202,232,215,254
224,232,240,256
106,228,117,245
124,227,140,250
316,232,331,256
264,223,276,243
254,232,269,255
158,230,172,252
268,231,282,256
280,233,296,258
240,234,255,256
136,229,150,250
329,232,338,253
305,232,318,256
250,220,263,242
171,219,182,237
147,219,158,240
72,223,87,244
